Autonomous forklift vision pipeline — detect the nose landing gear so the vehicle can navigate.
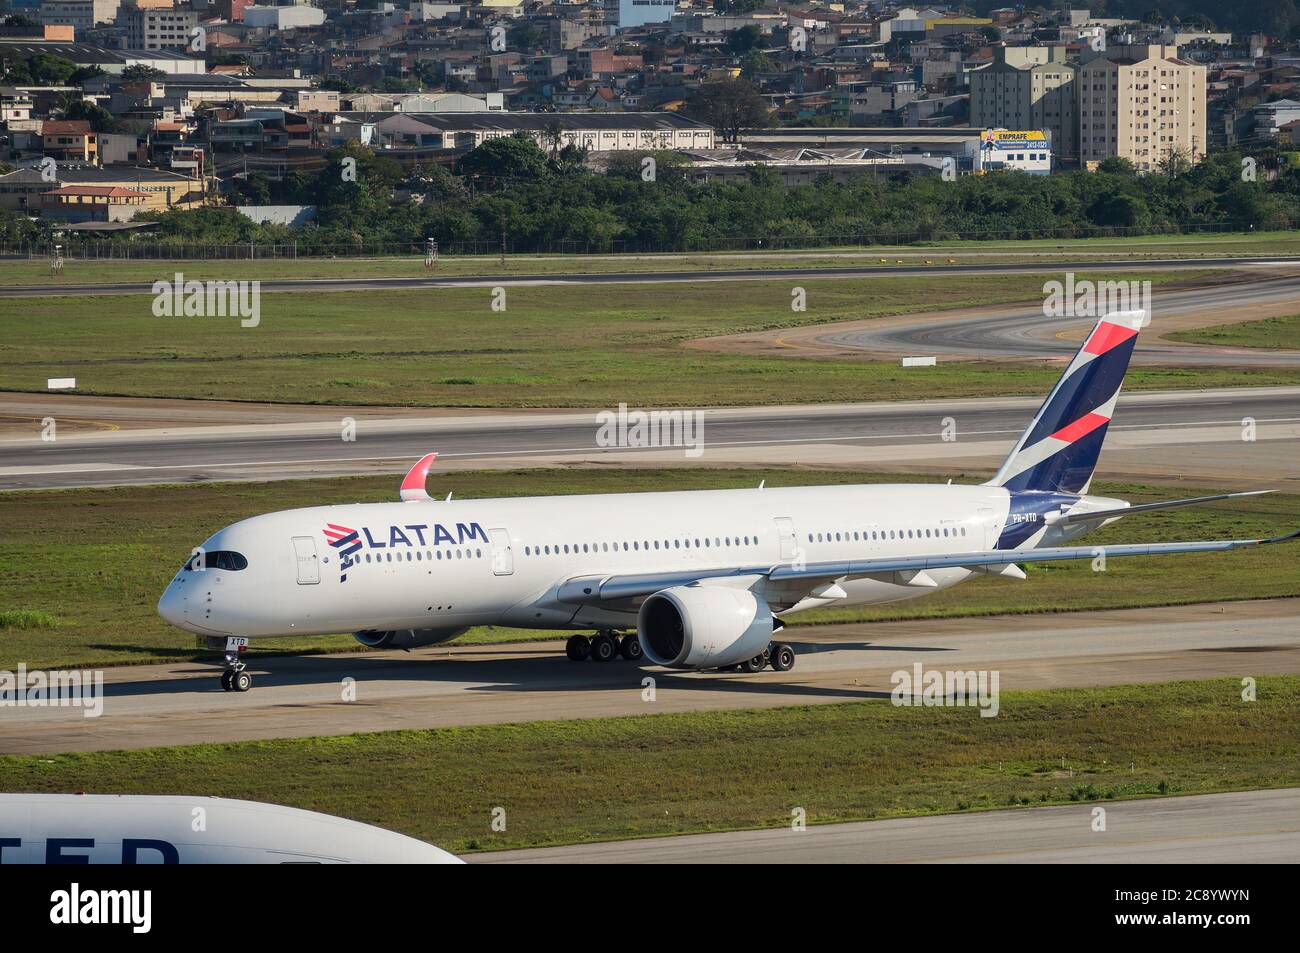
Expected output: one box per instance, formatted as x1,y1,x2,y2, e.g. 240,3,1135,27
206,636,254,692
220,652,252,692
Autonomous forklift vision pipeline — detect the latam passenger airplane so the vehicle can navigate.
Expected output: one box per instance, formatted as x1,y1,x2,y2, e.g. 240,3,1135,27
0,794,461,863
157,311,1296,691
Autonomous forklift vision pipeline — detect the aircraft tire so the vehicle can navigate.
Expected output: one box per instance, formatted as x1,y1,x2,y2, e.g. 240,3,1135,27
770,643,795,672
590,633,617,662
565,635,591,661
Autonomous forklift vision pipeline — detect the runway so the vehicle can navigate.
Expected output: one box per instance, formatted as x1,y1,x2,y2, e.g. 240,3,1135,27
696,269,1300,368
470,788,1300,863
0,255,1294,297
1,387,1297,490
2,598,1296,756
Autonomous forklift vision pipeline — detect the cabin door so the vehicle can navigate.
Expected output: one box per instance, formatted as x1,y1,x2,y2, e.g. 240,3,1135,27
774,517,798,563
292,536,320,585
489,528,514,576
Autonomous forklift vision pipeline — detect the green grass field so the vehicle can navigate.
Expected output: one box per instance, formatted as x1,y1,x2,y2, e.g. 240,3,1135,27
1168,313,1300,350
3,229,1298,285
1,468,1295,671
0,677,1294,852
4,272,1296,407
906,229,1300,254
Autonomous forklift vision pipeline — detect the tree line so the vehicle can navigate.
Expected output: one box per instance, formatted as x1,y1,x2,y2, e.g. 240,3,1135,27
4,136,1300,252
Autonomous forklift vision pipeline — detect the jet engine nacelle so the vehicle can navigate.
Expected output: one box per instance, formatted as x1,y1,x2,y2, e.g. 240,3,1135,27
637,585,773,669
353,627,469,650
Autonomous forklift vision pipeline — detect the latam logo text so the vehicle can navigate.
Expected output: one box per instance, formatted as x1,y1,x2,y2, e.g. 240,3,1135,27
0,664,103,718
323,521,488,582
151,272,260,328
890,662,1000,717
50,883,152,933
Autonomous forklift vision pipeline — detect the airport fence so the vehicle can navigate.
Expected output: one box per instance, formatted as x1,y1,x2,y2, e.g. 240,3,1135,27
0,221,1269,263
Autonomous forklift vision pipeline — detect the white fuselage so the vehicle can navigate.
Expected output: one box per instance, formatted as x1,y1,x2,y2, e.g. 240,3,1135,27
0,794,460,864
157,482,1096,641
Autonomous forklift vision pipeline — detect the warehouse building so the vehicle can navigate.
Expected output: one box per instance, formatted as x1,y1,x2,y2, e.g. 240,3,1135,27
348,112,715,153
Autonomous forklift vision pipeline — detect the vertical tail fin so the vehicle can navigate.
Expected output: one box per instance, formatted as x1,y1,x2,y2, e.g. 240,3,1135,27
987,310,1145,495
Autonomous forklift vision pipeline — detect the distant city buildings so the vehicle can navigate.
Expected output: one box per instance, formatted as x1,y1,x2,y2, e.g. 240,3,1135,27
0,0,1273,225
241,5,326,31
0,165,202,219
121,2,199,52
618,0,674,30
1079,44,1207,171
363,111,713,153
38,0,121,33
970,47,1077,164
1254,98,1300,140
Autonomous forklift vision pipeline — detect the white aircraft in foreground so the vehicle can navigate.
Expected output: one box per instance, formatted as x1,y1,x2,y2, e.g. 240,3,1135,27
158,311,1296,691
0,794,461,863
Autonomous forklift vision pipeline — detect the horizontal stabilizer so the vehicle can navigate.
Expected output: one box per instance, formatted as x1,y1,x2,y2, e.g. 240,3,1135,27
1047,490,1273,526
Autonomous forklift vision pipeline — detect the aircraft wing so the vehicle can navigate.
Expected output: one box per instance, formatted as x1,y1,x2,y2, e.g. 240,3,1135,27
570,528,1300,605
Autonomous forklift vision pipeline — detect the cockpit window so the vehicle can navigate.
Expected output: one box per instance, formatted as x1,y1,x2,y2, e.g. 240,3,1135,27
183,550,248,571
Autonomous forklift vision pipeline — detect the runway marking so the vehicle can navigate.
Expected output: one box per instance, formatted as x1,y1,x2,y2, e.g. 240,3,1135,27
0,462,142,475
0,415,121,434
2,416,1297,478
3,256,1296,299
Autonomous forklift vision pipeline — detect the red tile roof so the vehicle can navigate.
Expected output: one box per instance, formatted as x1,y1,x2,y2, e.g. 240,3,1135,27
45,185,147,198
43,120,93,136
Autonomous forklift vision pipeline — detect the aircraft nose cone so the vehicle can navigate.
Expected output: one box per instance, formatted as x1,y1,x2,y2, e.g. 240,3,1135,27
157,585,185,628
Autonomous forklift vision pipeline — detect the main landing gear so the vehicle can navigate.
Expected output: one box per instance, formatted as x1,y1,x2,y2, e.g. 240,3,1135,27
564,634,795,672
220,652,252,692
724,642,796,674
566,631,642,662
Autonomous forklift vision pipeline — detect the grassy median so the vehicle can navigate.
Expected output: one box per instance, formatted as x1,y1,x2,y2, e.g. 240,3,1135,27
1,468,1296,671
2,229,1299,286
1168,314,1300,350
6,271,1298,407
0,676,1295,852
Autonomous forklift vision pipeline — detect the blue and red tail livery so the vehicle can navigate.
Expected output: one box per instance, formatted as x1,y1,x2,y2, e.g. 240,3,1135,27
988,310,1144,496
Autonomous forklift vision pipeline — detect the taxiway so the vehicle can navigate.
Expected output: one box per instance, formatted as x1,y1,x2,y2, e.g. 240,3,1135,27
2,598,1295,756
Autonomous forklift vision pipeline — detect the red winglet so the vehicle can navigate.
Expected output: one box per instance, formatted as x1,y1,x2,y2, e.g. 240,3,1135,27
400,452,437,502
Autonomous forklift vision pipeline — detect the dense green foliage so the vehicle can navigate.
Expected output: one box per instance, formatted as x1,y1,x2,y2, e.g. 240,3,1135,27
0,51,76,85
72,141,1300,252
62,98,120,134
